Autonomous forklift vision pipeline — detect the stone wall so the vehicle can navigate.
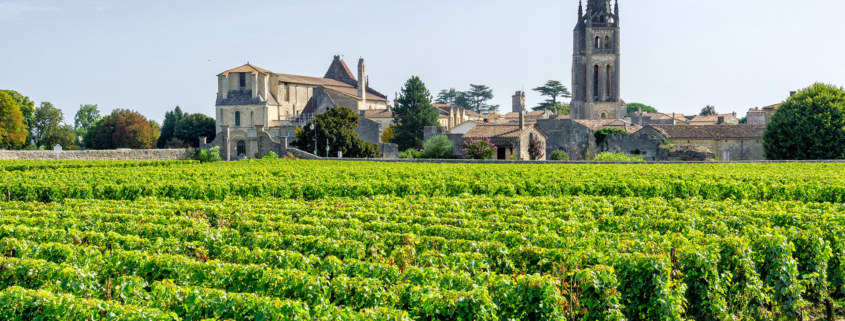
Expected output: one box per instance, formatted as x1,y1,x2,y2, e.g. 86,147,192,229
605,133,663,161
424,126,448,142
379,143,399,159
535,118,596,161
355,117,381,145
0,149,192,161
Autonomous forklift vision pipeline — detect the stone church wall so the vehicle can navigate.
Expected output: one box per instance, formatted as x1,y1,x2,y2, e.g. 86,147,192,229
536,119,596,161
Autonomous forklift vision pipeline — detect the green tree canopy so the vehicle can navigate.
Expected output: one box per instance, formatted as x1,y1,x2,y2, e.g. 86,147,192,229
157,106,185,148
42,124,78,149
435,88,462,106
294,106,379,158
174,113,216,148
532,80,571,106
0,91,28,148
32,102,65,148
1,90,35,146
85,109,156,149
74,104,101,132
463,84,499,114
533,101,570,115
391,76,440,150
627,102,658,114
763,83,845,160
700,105,717,116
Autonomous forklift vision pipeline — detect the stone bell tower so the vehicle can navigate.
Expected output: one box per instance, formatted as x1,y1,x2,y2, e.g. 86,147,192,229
571,0,626,120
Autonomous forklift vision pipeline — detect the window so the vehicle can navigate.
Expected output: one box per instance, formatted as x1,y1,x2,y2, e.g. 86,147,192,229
600,113,607,119
250,111,254,126
237,141,246,156
605,36,610,48
595,37,600,48
239,73,246,88
235,111,241,127
606,65,612,98
593,65,599,98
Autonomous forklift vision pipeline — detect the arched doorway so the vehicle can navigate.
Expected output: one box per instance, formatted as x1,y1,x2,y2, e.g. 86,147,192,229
236,140,246,156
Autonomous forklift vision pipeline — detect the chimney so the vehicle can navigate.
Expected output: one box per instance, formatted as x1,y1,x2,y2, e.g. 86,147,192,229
790,91,797,97
717,116,725,124
357,58,366,102
512,91,525,113
519,111,525,130
392,92,398,110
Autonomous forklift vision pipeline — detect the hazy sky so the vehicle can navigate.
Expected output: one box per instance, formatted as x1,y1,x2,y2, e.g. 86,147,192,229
1,0,844,123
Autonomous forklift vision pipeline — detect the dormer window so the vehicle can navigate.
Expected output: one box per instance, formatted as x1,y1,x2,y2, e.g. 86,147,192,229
239,73,246,88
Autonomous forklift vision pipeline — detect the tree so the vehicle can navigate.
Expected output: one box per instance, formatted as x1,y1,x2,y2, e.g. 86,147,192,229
32,102,64,148
763,83,845,160
42,124,77,149
436,88,462,105
157,106,185,148
700,105,717,116
294,106,380,158
422,134,454,159
532,80,571,107
528,135,545,160
73,104,101,148
0,91,28,148
1,90,34,147
85,109,156,149
380,125,395,143
149,120,161,146
463,84,499,114
627,102,658,114
391,76,440,150
534,101,570,115
174,113,216,148
594,128,628,147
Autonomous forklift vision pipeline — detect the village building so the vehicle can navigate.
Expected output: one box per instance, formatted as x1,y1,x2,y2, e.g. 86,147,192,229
570,0,627,120
606,124,766,161
687,113,739,125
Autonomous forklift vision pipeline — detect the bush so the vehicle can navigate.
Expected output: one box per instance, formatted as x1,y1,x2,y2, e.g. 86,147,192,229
763,83,845,160
422,135,453,159
594,152,644,162
197,146,221,163
462,136,496,160
399,149,424,159
594,128,628,146
550,150,569,161
262,151,278,160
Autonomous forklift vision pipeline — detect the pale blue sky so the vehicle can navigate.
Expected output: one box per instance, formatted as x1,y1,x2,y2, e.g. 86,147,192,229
1,0,843,123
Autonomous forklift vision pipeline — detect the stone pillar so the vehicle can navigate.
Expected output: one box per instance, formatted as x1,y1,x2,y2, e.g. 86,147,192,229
263,74,269,101
585,28,594,103
252,73,259,98
219,125,230,161
199,136,207,149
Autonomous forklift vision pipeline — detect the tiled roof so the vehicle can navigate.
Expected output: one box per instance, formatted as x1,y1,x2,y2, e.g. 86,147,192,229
649,124,765,139
503,110,555,118
431,104,483,117
464,125,538,139
762,103,780,111
360,109,393,118
573,119,642,133
689,114,736,123
218,64,274,76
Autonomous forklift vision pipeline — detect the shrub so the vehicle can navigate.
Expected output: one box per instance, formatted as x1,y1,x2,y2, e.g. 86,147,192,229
197,146,221,163
550,150,569,161
528,135,545,160
594,128,628,146
462,136,496,160
763,83,845,160
594,151,644,162
398,149,424,159
262,151,278,160
422,135,453,159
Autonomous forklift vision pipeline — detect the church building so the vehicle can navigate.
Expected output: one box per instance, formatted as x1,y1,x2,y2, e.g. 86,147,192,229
570,0,627,120
213,56,389,157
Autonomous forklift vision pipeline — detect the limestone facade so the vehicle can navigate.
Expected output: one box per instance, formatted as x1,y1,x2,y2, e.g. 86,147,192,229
570,0,627,120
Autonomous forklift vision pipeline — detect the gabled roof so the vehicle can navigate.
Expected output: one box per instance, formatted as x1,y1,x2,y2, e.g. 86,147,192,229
762,103,780,111
503,110,555,118
323,55,358,86
360,109,393,119
649,124,765,139
574,119,642,133
218,64,273,76
464,125,544,139
637,112,687,121
689,114,736,122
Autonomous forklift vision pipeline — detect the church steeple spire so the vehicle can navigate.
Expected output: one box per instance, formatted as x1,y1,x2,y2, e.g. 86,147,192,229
578,0,583,19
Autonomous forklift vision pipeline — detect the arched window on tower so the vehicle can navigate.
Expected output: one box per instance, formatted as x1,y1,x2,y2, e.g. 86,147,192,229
593,65,599,99
600,113,607,119
606,65,613,98
605,36,610,48
235,111,241,127
595,37,600,49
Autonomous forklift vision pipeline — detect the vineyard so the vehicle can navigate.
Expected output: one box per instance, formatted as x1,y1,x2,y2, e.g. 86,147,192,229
0,160,844,320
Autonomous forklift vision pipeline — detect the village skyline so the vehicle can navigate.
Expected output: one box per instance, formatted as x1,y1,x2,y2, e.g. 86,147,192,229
1,0,844,122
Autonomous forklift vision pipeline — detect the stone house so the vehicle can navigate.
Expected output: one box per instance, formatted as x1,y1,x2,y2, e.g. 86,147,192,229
637,124,767,161
462,122,548,160
536,116,641,161
630,111,689,126
747,103,780,125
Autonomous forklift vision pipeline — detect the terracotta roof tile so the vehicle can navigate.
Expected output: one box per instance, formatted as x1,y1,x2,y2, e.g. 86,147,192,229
649,124,765,139
360,109,393,118
464,125,538,139
689,114,736,122
573,119,642,132
762,103,780,111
